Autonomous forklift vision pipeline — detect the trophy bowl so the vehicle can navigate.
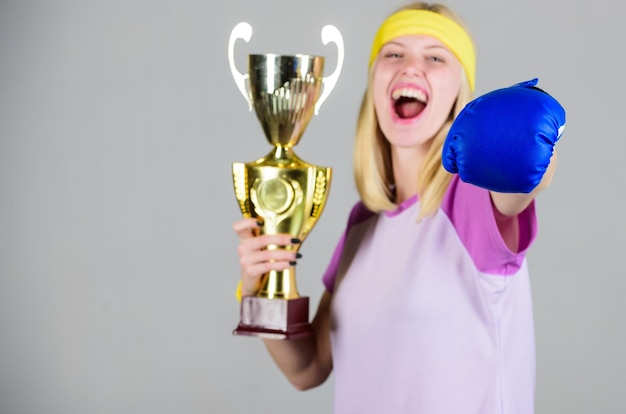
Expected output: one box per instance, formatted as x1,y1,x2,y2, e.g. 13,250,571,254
249,54,324,149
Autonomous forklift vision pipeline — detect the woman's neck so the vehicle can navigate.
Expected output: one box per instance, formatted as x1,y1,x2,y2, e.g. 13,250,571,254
391,146,426,204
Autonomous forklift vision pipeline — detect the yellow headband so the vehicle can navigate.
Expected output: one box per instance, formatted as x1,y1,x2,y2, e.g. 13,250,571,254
369,9,476,91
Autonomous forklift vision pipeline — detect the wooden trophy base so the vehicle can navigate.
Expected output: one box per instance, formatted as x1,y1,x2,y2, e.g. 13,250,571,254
233,295,314,340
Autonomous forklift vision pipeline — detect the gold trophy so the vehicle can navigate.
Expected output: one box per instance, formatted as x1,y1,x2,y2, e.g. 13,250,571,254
228,22,344,339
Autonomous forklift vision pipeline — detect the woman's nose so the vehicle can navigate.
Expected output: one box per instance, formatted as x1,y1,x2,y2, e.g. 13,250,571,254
401,56,425,76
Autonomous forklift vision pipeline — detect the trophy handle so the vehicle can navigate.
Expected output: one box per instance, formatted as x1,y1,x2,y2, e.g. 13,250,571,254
228,22,253,111
315,25,344,115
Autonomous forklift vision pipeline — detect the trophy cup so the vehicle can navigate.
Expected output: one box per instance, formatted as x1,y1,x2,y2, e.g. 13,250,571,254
228,22,344,339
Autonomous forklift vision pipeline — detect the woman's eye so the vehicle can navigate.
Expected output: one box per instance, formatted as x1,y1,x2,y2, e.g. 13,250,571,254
428,56,444,63
385,52,402,58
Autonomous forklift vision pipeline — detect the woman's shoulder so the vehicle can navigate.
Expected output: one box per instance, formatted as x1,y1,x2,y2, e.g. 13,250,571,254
346,200,377,228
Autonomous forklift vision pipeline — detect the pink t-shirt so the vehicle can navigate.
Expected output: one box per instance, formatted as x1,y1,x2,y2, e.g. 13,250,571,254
323,175,537,414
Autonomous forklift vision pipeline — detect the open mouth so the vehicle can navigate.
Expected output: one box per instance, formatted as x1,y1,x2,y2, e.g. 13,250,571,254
391,87,427,120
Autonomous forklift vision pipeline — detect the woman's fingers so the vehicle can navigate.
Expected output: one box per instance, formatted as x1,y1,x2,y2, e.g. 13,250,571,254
238,233,298,254
239,237,300,274
240,246,299,271
232,217,301,297
232,217,261,240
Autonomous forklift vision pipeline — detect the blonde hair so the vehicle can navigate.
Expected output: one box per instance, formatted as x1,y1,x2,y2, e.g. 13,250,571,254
353,2,475,219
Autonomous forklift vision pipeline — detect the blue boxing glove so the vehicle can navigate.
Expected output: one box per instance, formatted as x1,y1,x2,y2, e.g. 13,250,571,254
442,78,566,193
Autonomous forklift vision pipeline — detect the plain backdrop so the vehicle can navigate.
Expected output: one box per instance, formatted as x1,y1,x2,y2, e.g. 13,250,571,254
1,0,624,413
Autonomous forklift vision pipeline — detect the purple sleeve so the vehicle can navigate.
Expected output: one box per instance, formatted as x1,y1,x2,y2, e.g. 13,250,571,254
441,175,538,275
322,201,375,292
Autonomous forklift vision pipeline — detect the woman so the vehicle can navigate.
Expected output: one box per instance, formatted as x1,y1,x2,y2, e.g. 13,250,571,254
233,2,565,412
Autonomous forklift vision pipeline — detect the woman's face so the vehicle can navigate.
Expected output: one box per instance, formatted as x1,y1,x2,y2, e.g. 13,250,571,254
372,34,463,150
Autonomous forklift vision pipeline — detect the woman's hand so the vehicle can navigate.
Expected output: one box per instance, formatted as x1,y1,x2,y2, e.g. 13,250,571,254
232,217,301,297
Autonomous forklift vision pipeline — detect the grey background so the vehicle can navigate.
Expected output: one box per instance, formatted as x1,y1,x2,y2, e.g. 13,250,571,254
0,0,623,413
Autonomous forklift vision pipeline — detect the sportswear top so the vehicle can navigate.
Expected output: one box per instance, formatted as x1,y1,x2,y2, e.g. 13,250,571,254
322,175,538,414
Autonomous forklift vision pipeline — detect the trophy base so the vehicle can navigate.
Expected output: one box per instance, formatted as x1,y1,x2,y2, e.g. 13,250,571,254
233,296,313,340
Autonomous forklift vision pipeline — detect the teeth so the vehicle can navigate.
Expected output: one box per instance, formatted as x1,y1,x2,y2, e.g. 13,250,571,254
392,87,427,102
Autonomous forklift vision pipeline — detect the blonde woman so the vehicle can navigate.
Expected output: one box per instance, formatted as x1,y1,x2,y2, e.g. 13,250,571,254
233,2,565,412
